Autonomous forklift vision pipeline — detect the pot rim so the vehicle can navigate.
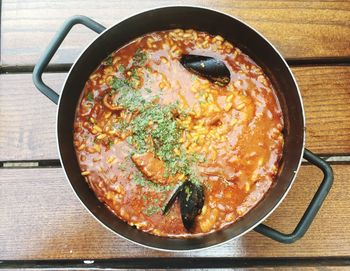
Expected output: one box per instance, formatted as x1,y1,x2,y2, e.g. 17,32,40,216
55,5,306,252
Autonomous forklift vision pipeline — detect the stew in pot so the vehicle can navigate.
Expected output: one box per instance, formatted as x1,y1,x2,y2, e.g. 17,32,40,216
73,29,284,237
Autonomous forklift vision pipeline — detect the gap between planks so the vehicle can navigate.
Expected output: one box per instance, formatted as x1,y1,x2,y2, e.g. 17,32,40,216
0,256,349,269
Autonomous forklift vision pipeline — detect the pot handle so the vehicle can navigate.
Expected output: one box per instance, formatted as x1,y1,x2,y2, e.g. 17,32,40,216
254,148,333,243
32,16,106,104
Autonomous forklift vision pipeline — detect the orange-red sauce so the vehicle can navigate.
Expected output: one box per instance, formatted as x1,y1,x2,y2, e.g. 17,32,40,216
73,29,284,237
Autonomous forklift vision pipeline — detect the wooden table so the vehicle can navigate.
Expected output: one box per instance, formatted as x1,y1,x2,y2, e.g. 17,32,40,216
1,0,350,269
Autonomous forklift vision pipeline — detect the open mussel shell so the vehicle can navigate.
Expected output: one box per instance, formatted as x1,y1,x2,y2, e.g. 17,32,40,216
179,181,204,231
180,54,231,86
163,182,183,215
163,180,205,231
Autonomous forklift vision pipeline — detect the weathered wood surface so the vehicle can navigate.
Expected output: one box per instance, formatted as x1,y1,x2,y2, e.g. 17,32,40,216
0,267,349,270
1,66,349,161
1,0,349,267
1,0,350,66
293,66,350,155
1,165,349,259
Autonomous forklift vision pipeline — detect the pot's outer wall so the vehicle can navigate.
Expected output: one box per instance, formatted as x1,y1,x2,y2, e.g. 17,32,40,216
57,7,305,250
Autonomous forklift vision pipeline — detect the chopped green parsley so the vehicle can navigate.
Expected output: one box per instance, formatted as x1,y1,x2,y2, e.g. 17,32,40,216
132,171,175,192
132,48,148,67
86,92,94,102
117,64,125,73
108,140,114,148
109,73,201,185
143,205,161,216
104,55,113,66
118,163,127,171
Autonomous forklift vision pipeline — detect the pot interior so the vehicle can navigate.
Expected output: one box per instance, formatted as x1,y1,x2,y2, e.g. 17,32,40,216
57,6,305,250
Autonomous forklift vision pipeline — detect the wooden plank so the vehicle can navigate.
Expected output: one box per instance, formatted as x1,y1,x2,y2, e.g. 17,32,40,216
1,66,349,161
1,0,350,66
0,73,65,161
0,164,349,259
0,263,349,270
1,265,349,270
293,66,350,155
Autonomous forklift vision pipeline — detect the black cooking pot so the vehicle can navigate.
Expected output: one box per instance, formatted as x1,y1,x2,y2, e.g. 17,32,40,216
33,6,333,251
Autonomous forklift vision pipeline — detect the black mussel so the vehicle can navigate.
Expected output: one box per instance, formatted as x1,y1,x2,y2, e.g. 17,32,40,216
180,54,230,86
163,180,205,231
163,182,183,215
179,181,204,230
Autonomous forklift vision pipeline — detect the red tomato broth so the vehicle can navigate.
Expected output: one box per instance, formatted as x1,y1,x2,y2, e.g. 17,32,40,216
73,29,284,237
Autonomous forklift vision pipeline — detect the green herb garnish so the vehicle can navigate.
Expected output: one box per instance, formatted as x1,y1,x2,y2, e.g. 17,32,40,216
86,92,94,102
184,185,192,201
118,163,126,171
132,171,175,192
130,68,139,79
133,48,147,67
104,55,113,66
110,77,130,90
144,205,161,216
117,64,125,73
109,76,201,185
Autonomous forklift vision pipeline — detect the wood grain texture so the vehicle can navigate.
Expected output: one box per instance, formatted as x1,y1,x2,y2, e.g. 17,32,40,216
1,0,350,66
294,66,350,155
245,269,348,271
0,73,65,161
1,267,349,271
0,165,349,259
0,265,349,270
1,66,349,161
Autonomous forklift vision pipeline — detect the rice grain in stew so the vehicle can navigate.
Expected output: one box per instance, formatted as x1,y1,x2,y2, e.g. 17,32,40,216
73,29,284,237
